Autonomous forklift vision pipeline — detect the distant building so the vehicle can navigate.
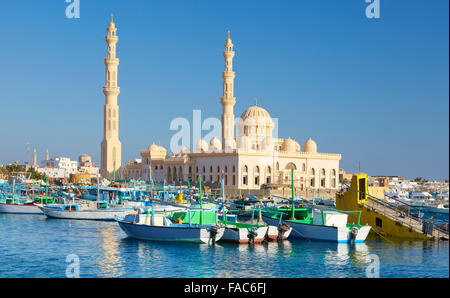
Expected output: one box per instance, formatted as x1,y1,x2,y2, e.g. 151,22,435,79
339,169,353,182
78,154,100,177
37,157,78,179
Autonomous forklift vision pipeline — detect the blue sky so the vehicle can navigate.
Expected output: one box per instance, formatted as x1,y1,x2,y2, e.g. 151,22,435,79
0,0,448,180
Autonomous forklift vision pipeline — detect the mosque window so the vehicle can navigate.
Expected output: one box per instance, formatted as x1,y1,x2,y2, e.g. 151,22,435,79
331,169,336,188
210,166,213,173
266,167,271,184
217,166,220,173
210,175,213,182
196,166,198,173
233,165,236,173
254,166,260,185
320,168,326,188
302,163,306,172
189,166,192,174
225,166,228,173
242,165,248,186
225,175,228,185
203,166,205,173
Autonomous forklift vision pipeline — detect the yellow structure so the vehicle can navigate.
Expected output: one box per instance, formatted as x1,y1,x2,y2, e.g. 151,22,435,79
336,173,429,240
101,15,122,179
368,186,388,200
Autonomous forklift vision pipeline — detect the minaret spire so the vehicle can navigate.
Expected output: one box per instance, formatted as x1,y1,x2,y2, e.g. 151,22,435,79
221,30,236,152
101,14,122,179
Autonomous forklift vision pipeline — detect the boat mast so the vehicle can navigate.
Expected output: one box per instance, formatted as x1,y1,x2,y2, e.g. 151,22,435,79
97,171,100,202
291,168,295,220
198,175,203,225
222,172,226,222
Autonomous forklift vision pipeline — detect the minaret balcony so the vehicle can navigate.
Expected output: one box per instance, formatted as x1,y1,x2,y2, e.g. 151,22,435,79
106,36,118,42
104,58,119,65
103,86,121,95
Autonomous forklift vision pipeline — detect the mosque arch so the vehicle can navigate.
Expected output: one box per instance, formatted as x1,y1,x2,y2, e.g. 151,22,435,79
285,162,297,170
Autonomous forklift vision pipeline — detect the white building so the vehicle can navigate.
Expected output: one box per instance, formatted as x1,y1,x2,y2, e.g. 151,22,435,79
38,157,78,179
124,33,341,191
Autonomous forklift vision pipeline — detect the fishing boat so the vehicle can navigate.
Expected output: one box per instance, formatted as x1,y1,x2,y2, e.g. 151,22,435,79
116,212,224,244
38,176,132,221
214,174,270,244
262,169,371,243
0,197,43,214
262,207,371,243
0,180,56,214
117,176,225,244
38,202,129,221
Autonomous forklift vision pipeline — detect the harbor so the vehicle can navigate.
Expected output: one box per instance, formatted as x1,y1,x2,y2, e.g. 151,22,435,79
0,170,449,278
0,1,448,281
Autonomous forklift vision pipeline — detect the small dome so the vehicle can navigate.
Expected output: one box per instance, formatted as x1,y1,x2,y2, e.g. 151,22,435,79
147,143,167,156
196,139,209,152
148,143,159,152
303,138,317,153
210,137,222,152
282,138,300,153
180,146,190,154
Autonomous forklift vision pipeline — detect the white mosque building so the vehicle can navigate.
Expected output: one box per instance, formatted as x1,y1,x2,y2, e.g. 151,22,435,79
122,29,342,191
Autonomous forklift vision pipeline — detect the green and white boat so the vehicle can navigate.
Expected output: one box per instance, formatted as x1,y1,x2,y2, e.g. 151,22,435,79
262,169,371,243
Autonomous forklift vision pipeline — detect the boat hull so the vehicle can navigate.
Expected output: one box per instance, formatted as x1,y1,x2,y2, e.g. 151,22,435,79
0,203,43,214
262,215,370,243
266,225,292,241
117,220,225,244
220,226,268,243
422,207,449,215
39,206,128,221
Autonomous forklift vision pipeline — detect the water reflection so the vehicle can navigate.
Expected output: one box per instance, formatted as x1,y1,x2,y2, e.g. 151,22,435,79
96,225,125,277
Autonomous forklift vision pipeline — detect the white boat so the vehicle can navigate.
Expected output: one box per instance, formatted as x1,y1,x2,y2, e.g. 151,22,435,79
38,204,129,221
0,202,42,214
116,213,225,244
423,204,449,215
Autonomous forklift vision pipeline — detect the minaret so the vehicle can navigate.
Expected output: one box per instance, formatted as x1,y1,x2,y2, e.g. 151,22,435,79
221,31,237,152
45,149,49,161
33,149,37,166
101,14,122,179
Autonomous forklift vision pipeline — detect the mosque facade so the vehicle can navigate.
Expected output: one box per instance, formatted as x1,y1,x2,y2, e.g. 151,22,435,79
122,30,341,190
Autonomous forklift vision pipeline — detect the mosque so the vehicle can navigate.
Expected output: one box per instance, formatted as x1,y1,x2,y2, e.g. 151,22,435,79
100,17,341,191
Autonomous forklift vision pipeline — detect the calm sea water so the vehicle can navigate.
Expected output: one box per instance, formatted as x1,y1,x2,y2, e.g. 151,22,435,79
0,214,448,278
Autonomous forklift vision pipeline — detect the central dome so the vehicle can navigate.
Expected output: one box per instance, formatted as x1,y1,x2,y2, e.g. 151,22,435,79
240,105,272,121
